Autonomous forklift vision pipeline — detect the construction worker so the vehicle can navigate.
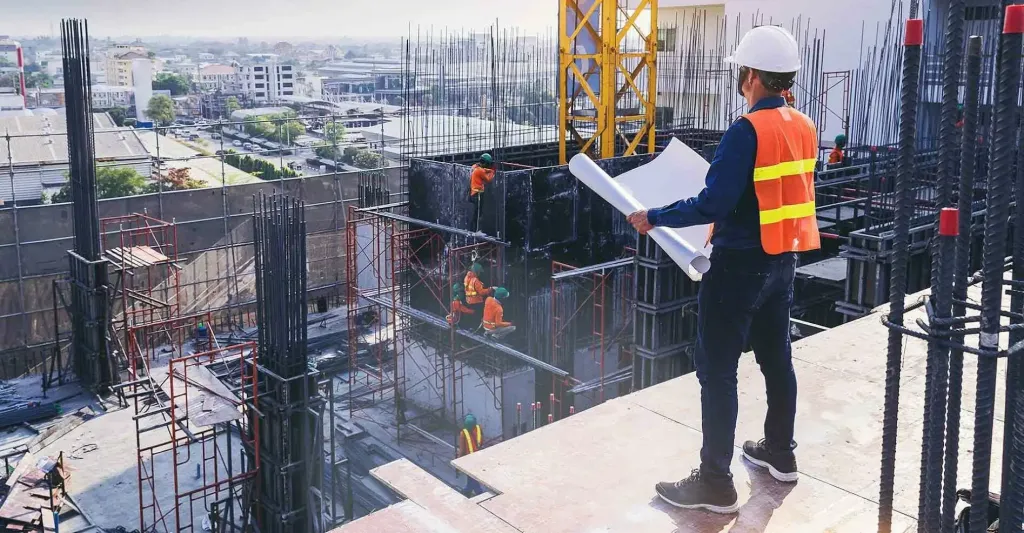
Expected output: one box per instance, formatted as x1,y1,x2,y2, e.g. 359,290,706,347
457,414,485,495
446,283,475,325
828,133,847,166
482,288,515,339
469,154,495,232
627,25,819,513
195,321,209,348
463,263,493,325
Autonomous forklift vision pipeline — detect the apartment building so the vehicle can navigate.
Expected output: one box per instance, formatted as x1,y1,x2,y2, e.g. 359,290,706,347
236,57,295,103
105,45,149,87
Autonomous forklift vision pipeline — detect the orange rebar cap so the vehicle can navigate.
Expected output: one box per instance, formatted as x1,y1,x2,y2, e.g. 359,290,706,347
905,19,924,46
1004,5,1024,34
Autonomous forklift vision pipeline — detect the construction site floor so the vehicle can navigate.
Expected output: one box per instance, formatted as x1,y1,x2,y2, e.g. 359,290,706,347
332,283,1008,533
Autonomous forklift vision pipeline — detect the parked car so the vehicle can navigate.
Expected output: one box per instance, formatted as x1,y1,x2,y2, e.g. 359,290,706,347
188,134,200,141
211,133,221,140
243,143,253,150
232,140,242,147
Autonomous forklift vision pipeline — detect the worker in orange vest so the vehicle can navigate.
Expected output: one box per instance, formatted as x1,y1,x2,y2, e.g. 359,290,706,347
482,288,515,339
463,263,493,325
446,283,475,325
469,154,495,232
828,134,847,167
628,26,817,514
457,414,485,495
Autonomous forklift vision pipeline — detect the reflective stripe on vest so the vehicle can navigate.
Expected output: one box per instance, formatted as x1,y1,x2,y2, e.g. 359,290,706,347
742,107,821,255
462,426,483,454
465,274,478,298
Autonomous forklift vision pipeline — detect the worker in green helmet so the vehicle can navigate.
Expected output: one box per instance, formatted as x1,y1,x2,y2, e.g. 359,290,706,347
458,414,486,495
470,153,496,232
828,133,847,166
464,262,493,328
483,287,515,339
446,282,475,326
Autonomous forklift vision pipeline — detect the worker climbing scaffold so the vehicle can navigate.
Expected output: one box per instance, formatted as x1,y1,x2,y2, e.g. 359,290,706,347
463,262,494,327
469,153,496,232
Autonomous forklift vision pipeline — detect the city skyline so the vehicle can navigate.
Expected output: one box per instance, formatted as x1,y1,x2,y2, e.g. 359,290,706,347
6,0,556,39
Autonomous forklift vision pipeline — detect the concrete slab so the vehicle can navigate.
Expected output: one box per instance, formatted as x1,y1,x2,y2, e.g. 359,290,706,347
330,500,460,533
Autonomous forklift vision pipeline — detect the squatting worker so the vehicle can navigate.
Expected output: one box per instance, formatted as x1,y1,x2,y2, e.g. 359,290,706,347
627,25,820,514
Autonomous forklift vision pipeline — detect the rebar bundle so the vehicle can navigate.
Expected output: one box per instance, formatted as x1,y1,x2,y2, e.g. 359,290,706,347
61,19,115,391
252,192,325,533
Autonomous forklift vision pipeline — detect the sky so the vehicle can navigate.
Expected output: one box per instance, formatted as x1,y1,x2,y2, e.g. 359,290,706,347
5,0,556,39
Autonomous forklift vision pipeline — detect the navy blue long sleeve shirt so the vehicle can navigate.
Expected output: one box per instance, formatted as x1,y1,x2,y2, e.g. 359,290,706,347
646,96,788,250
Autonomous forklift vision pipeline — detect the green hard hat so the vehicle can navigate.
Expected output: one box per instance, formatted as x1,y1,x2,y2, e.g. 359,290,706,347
464,413,477,429
494,287,509,299
452,283,464,296
480,153,493,164
834,133,847,146
471,263,484,275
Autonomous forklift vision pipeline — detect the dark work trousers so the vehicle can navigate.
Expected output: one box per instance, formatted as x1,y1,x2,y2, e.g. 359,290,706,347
695,247,799,480
470,193,483,232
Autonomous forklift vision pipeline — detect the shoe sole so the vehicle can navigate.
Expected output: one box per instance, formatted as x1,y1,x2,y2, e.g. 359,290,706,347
742,452,799,483
655,489,739,514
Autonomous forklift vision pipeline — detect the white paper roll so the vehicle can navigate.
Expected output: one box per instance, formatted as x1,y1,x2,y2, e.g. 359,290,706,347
568,151,712,281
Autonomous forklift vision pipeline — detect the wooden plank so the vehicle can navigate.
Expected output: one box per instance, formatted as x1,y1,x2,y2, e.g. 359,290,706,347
370,459,518,533
155,364,241,428
329,500,461,533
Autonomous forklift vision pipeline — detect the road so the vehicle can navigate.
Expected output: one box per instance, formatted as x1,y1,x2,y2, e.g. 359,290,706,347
185,128,312,174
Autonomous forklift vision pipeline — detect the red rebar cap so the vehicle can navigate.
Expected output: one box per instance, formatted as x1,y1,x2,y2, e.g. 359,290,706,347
1004,5,1024,34
905,19,924,46
939,208,959,237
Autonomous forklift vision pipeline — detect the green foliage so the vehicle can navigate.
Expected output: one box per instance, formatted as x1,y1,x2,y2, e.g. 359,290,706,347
107,107,128,127
146,95,176,126
223,153,298,181
314,122,347,159
244,111,304,143
352,149,385,169
25,71,53,88
225,96,241,116
152,72,191,96
52,166,148,202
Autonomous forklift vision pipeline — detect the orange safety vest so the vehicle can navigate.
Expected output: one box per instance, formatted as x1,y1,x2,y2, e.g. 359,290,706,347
461,425,483,454
464,272,489,305
482,297,510,330
828,147,844,165
470,164,495,196
742,106,821,255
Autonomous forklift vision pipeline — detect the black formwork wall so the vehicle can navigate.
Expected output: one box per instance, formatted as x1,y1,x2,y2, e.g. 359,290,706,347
407,153,655,368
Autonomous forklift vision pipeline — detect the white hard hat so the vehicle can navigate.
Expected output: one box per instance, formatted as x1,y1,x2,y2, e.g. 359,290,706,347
725,26,802,73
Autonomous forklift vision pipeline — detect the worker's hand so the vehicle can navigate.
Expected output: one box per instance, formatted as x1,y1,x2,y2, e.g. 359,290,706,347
627,210,654,235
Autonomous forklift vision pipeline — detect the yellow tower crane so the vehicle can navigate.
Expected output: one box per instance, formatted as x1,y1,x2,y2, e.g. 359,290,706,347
558,0,658,164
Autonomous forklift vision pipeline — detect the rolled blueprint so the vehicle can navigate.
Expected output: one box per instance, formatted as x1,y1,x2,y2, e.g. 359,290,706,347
568,148,712,281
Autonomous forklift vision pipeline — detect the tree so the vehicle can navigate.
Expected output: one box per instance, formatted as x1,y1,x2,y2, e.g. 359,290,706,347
152,73,190,96
107,107,128,127
267,111,304,144
314,121,346,159
225,96,240,116
146,94,176,126
24,71,53,88
142,168,205,193
352,149,385,169
52,166,148,202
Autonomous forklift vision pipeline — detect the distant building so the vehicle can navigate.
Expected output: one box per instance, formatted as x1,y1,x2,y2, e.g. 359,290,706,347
199,90,250,119
92,84,134,108
0,37,26,109
318,59,417,104
133,59,153,121
236,58,295,104
103,44,154,87
198,64,237,92
0,111,150,204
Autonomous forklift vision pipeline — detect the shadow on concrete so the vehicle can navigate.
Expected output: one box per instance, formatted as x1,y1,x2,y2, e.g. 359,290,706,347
649,460,799,533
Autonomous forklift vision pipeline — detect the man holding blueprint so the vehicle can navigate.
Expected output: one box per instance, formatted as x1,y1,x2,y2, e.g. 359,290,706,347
627,26,821,514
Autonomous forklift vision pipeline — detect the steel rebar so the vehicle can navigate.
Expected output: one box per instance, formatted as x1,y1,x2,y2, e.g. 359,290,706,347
878,17,924,533
970,7,1023,533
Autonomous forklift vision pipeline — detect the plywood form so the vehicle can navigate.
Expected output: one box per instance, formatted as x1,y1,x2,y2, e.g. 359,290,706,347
330,500,462,533
370,459,518,533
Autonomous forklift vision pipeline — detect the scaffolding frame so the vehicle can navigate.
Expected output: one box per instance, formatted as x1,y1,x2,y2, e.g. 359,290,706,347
122,313,259,533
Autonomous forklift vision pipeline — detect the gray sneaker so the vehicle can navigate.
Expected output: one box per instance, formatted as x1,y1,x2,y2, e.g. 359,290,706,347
655,469,739,514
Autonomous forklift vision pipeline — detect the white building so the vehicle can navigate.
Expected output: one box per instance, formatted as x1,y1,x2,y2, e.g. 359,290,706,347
91,84,134,108
133,59,154,122
198,64,237,92
236,59,295,103
105,46,149,87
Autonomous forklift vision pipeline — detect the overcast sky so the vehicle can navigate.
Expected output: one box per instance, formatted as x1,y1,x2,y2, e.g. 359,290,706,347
6,0,556,39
